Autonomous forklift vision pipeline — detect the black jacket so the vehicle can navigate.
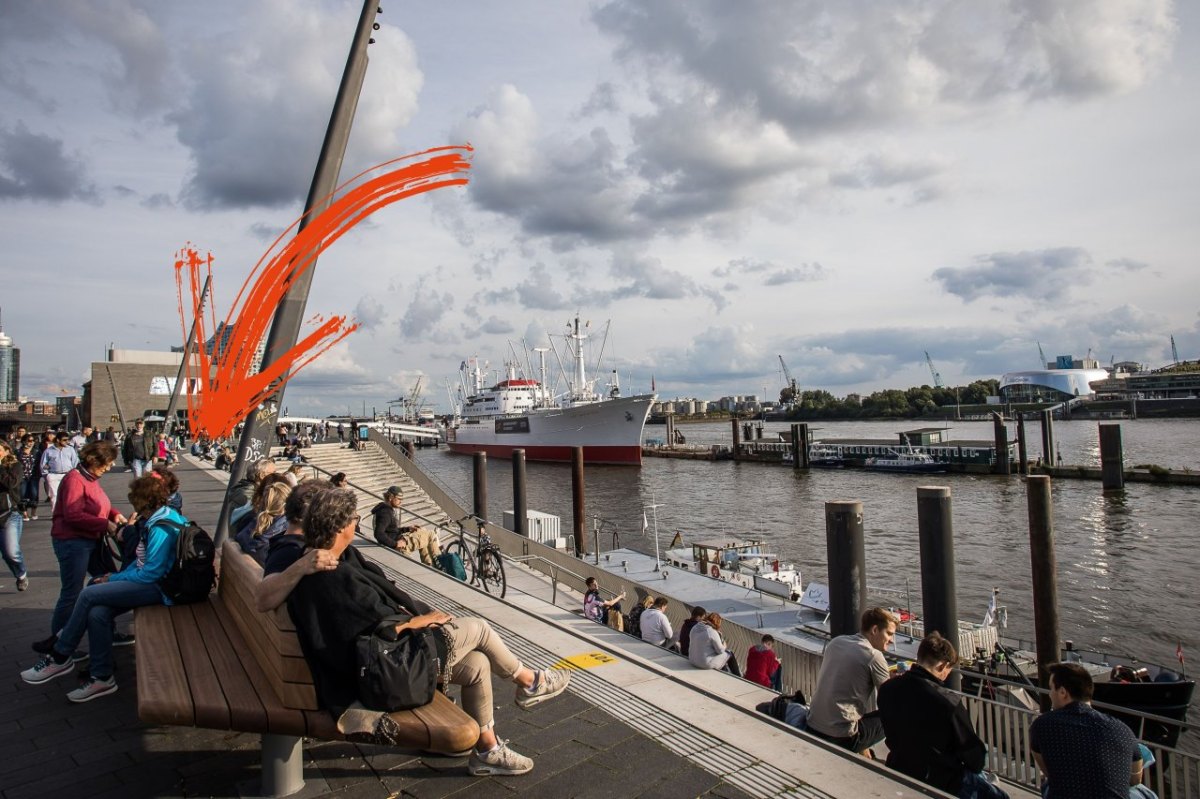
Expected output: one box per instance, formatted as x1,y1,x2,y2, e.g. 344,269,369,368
287,546,432,717
122,430,155,462
0,459,21,514
371,501,406,549
877,665,986,793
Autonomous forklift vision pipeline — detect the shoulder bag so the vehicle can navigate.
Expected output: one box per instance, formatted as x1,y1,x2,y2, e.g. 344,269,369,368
355,614,439,712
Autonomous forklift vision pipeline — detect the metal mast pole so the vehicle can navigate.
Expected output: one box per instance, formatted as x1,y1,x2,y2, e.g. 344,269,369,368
164,275,211,440
216,0,381,544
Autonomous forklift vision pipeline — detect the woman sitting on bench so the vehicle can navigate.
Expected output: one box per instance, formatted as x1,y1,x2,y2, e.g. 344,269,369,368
20,474,185,702
288,487,571,777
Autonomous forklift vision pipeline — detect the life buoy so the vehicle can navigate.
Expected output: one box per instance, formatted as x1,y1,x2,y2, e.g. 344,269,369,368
710,564,720,578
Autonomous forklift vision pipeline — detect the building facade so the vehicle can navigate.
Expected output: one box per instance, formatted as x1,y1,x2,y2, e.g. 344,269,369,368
0,324,18,403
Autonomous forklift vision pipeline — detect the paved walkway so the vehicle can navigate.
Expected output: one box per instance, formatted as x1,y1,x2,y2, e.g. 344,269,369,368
0,459,934,798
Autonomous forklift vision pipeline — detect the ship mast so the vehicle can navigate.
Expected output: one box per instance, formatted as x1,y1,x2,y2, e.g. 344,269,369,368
569,316,588,400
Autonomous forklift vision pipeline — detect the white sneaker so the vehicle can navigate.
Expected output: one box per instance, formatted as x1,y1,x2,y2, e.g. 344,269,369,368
67,676,118,703
515,669,570,709
467,740,533,776
20,656,74,684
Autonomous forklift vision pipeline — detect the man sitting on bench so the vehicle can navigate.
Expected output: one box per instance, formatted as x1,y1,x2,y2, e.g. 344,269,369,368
288,487,572,776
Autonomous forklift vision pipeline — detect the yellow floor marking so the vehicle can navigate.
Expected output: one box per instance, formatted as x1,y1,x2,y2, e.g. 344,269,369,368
551,651,620,671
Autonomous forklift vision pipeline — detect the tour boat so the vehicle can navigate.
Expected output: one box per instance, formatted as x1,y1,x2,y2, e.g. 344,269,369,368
446,318,655,465
662,536,805,600
864,448,947,473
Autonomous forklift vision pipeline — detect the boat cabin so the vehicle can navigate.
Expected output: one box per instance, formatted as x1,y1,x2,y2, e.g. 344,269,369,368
688,538,772,573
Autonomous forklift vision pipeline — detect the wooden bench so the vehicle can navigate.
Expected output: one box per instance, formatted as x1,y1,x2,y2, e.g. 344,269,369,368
136,541,479,797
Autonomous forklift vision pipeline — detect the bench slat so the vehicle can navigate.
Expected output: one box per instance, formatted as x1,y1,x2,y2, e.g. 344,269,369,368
173,604,232,730
211,597,309,736
191,599,270,733
135,606,195,727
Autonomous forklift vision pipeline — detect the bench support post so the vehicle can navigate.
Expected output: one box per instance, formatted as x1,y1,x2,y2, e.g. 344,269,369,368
261,733,304,797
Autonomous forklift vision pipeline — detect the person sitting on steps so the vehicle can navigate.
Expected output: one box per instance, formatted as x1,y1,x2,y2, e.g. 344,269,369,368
371,486,442,566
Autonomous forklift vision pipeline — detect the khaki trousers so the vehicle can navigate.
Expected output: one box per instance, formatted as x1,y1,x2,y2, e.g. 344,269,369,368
441,617,523,730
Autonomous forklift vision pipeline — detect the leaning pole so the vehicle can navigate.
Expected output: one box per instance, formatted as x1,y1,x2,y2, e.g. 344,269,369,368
216,0,382,545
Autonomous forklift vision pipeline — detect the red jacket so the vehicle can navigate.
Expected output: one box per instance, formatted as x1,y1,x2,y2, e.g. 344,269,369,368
51,467,120,541
745,644,781,688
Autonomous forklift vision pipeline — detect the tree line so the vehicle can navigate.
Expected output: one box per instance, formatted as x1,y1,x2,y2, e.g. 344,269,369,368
779,380,1001,419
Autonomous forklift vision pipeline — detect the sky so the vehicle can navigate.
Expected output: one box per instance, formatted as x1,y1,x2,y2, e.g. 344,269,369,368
2,0,1198,415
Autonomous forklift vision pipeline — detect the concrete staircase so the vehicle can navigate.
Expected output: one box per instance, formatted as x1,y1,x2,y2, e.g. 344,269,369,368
296,442,454,534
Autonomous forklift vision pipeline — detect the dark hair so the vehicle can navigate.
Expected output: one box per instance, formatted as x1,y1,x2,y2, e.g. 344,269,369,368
917,632,958,667
128,474,170,514
1049,662,1094,702
653,596,669,609
331,472,347,486
585,576,597,588
761,634,775,644
303,488,358,550
690,605,707,619
285,479,330,524
151,463,179,496
80,441,118,470
861,607,898,634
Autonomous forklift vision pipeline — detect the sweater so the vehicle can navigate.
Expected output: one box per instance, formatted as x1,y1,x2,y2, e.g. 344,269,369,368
745,644,781,688
51,466,120,541
688,622,730,670
288,546,433,717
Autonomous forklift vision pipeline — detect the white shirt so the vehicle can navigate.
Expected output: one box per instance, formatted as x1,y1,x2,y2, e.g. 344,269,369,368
639,608,674,646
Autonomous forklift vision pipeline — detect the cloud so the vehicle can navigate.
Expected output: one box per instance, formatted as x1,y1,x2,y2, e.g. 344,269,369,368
932,247,1094,302
170,0,423,210
1106,257,1149,272
631,324,772,387
514,263,572,310
0,123,97,202
397,277,456,343
715,257,827,286
140,192,174,210
464,316,516,338
353,295,386,332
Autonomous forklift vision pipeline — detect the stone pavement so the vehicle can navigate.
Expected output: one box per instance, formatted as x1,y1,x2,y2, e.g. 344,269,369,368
0,460,763,799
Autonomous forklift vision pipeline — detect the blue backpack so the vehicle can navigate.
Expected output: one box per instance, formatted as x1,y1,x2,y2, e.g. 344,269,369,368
436,552,467,581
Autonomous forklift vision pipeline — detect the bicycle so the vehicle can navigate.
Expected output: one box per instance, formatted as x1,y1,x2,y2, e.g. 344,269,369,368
443,514,506,598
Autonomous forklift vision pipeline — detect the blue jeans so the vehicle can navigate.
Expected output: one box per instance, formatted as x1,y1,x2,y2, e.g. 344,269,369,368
53,579,163,679
960,771,1009,799
131,459,148,477
1,512,26,578
51,537,105,634
20,476,39,511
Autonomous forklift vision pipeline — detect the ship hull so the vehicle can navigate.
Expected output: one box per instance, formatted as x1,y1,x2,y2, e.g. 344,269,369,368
447,394,654,466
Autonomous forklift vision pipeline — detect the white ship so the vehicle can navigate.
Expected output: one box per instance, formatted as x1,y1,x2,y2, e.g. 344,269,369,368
446,318,655,465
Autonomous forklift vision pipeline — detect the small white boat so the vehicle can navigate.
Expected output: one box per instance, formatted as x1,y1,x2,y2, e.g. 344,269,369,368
664,537,804,600
865,448,947,473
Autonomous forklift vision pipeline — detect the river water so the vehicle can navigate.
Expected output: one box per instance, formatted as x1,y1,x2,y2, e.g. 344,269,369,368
417,418,1200,685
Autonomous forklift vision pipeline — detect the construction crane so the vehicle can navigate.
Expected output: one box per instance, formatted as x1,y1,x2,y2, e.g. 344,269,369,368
777,355,798,406
924,351,944,388
1037,340,1047,369
1171,335,1180,365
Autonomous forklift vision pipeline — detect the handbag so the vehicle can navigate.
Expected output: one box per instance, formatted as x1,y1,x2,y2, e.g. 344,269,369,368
354,614,438,712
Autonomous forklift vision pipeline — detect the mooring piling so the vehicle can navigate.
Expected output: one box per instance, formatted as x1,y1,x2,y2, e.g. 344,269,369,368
825,500,866,637
1099,423,1125,491
512,449,528,537
472,451,487,523
1026,474,1060,702
572,446,586,556
917,486,960,690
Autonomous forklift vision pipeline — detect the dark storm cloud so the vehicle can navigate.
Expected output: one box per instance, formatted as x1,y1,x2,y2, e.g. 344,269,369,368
0,123,97,202
931,247,1094,303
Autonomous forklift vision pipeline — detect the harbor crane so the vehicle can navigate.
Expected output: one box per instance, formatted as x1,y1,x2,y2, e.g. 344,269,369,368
924,351,944,388
777,355,799,406
1171,335,1180,365
1037,340,1047,369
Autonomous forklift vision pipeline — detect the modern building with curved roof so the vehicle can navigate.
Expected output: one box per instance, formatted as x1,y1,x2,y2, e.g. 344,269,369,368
999,367,1111,403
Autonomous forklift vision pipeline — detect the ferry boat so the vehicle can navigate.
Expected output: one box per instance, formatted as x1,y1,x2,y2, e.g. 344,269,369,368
864,448,947,473
446,318,655,465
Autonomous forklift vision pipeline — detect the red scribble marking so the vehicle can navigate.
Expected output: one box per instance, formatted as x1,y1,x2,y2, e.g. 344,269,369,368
175,145,473,438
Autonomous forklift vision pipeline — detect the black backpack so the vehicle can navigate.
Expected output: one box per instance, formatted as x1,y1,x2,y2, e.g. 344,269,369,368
158,519,216,604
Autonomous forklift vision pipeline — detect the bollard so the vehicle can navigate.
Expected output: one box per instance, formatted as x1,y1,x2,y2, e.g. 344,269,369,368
825,500,866,637
1016,416,1028,475
790,423,802,470
1027,475,1060,702
731,419,741,461
512,449,528,537
798,423,810,468
403,440,415,460
1099,424,1125,491
1040,410,1055,467
992,413,1010,475
756,425,764,440
917,486,960,690
572,447,585,556
472,452,488,523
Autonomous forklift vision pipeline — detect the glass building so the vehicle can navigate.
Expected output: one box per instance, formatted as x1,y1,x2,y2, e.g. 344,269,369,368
0,325,18,403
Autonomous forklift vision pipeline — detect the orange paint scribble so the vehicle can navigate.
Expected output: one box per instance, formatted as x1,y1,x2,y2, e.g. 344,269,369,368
175,144,473,438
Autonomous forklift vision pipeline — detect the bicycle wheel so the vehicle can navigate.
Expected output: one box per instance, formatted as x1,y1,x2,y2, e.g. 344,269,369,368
443,539,474,583
478,549,506,598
